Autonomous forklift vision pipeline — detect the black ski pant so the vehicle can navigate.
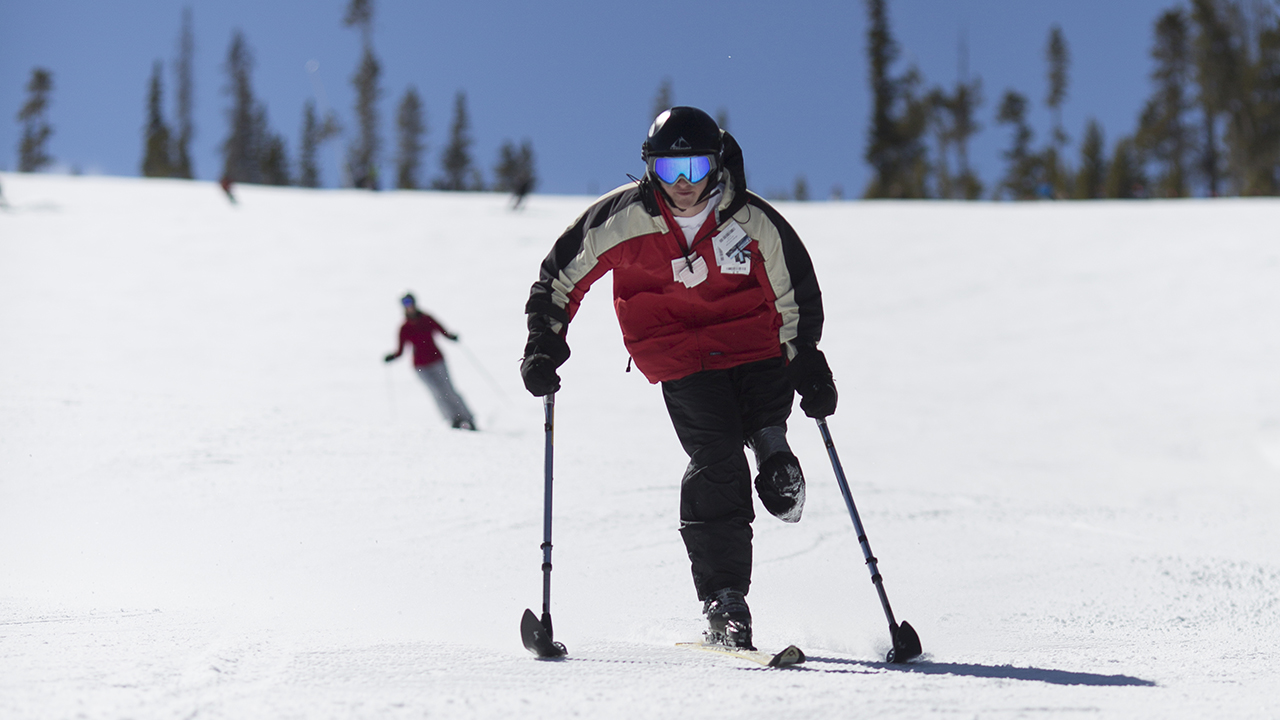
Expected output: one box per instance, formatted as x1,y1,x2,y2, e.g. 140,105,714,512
661,357,793,602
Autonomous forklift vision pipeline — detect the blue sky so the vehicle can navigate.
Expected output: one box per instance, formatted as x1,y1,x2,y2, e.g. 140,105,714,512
2,0,1184,197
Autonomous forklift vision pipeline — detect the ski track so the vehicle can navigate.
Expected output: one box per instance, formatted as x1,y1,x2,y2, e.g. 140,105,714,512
2,174,1280,718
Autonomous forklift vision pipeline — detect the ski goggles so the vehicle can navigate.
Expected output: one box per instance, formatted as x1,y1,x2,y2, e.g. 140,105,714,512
401,295,416,307
649,154,716,185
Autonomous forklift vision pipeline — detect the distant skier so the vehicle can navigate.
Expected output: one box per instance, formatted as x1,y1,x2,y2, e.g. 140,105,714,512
219,174,236,204
519,107,836,650
385,293,477,431
511,176,533,210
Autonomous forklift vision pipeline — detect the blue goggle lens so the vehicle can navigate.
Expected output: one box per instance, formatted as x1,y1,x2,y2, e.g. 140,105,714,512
651,155,714,185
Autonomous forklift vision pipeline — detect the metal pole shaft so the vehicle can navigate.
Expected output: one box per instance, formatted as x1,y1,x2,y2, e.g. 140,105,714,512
540,393,556,628
818,418,901,633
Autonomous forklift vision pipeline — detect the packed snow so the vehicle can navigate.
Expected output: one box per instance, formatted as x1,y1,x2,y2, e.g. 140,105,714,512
1,172,1278,718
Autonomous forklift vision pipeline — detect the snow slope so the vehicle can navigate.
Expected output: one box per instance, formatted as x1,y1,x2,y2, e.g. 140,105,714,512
2,172,1279,719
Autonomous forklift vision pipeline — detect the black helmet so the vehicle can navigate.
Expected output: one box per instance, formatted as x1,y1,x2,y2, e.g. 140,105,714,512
641,107,722,161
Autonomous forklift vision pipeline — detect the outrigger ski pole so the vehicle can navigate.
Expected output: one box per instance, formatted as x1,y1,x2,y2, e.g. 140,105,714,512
521,393,567,658
817,417,923,663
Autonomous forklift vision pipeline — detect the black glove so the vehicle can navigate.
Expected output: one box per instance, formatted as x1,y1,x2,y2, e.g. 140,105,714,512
520,318,570,397
444,332,459,342
384,352,398,363
787,346,837,418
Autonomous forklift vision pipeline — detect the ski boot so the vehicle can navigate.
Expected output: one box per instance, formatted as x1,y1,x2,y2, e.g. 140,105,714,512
754,451,805,523
703,588,754,650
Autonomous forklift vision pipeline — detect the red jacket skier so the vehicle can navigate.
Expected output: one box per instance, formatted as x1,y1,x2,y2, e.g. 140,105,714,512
385,294,477,430
519,107,837,649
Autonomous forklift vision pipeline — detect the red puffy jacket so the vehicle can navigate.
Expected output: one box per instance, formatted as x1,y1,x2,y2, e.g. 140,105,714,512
525,133,823,383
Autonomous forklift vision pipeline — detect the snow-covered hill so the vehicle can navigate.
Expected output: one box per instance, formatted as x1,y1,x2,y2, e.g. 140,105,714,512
2,172,1278,718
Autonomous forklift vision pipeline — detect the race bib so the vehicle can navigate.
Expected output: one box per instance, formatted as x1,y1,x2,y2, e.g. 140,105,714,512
712,222,751,275
672,255,709,288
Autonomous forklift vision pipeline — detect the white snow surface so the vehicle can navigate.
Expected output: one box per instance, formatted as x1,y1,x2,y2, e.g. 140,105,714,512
2,173,1279,718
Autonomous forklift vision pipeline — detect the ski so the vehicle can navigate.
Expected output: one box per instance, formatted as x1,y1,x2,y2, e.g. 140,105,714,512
677,642,806,668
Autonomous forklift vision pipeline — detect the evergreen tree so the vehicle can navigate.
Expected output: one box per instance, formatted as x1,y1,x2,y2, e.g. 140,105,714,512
347,46,382,189
344,0,381,189
259,129,290,185
793,176,810,201
142,61,175,178
299,100,341,188
715,107,730,131
435,91,481,191
1074,119,1108,199
493,139,536,193
344,0,373,46
1105,136,1147,198
863,0,929,198
1191,0,1238,195
220,31,286,185
1137,9,1196,197
221,31,258,183
652,78,674,120
395,87,426,190
1254,11,1280,194
17,67,55,173
995,90,1041,199
926,74,983,199
1044,25,1071,197
172,7,195,179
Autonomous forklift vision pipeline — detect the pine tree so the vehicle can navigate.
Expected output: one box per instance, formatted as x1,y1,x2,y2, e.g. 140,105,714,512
260,132,290,186
793,176,810,201
172,7,195,179
951,77,984,199
1255,11,1280,194
926,74,983,199
1105,136,1147,198
1044,25,1071,197
344,0,373,46
345,0,381,189
1191,0,1238,195
221,31,258,183
1074,119,1108,199
715,108,730,131
863,0,929,198
17,67,55,173
493,139,536,194
996,90,1041,199
1137,9,1196,197
220,31,286,185
299,100,340,188
395,87,426,190
652,78,674,121
142,61,175,178
347,46,382,189
435,91,481,191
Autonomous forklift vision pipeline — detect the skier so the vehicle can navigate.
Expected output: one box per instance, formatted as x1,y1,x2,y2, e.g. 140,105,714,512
219,174,236,204
385,293,477,431
519,107,836,649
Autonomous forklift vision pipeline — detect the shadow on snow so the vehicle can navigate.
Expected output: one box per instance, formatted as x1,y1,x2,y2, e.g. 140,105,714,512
803,656,1157,687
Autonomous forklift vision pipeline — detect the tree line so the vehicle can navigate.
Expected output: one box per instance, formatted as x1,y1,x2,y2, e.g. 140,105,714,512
863,0,1280,200
14,0,1278,199
13,1,536,194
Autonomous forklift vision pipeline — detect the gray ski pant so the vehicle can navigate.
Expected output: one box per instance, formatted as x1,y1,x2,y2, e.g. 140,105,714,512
415,361,475,427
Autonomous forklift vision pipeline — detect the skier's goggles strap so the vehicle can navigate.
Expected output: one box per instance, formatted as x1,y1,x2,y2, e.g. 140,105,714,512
650,155,716,185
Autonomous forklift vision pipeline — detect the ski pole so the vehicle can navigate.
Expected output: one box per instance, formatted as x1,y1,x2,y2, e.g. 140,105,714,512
455,338,511,404
816,417,922,663
521,392,567,658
